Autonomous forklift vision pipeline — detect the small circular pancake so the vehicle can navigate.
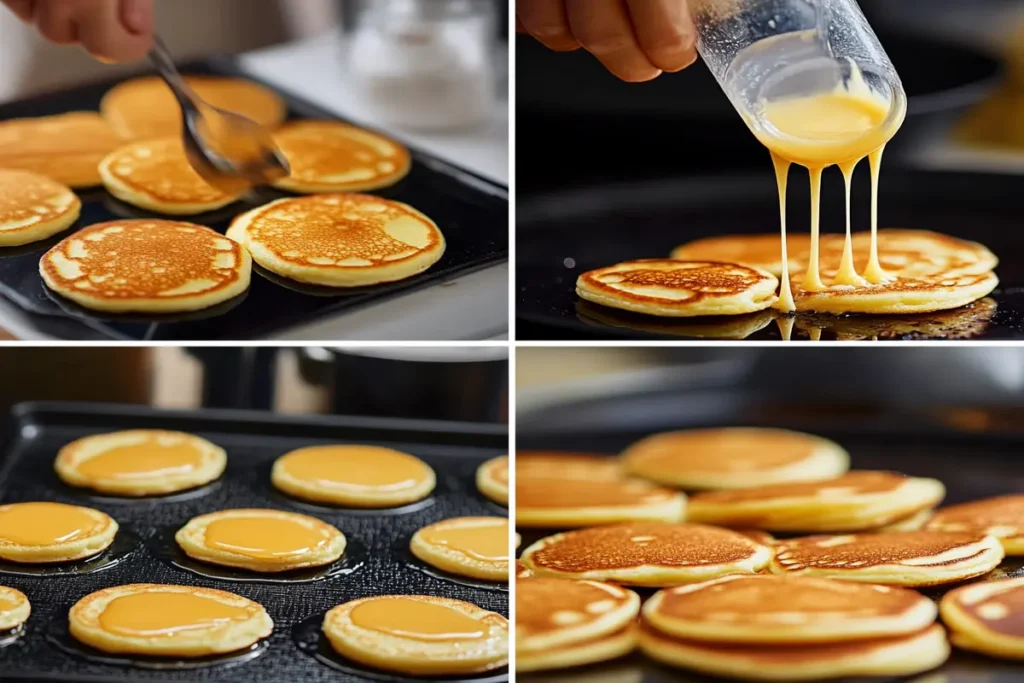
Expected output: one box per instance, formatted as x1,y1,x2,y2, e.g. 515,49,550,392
100,76,286,140
517,577,640,653
643,575,937,644
271,444,435,508
69,583,272,657
521,523,773,587
638,622,950,681
0,112,122,188
99,138,241,215
518,623,639,673
940,576,1024,660
518,451,624,481
227,194,445,287
686,471,946,533
55,429,226,497
0,502,117,563
517,475,686,528
622,427,849,490
476,455,508,505
577,260,778,317
925,495,1024,555
411,516,508,581
0,169,80,247
771,531,1005,586
40,219,252,314
322,595,508,676
175,508,346,573
0,586,30,631
271,120,411,193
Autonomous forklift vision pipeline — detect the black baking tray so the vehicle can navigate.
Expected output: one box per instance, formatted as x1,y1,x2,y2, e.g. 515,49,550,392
0,401,509,683
517,380,1024,682
516,168,1024,341
0,57,508,341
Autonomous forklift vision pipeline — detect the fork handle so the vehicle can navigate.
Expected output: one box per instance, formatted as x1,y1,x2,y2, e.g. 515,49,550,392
148,35,197,108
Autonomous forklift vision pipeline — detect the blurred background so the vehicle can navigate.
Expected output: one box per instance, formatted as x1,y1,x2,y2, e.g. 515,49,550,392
0,346,509,424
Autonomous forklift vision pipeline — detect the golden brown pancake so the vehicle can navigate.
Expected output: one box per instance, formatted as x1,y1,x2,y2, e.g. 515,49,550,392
271,120,411,193
519,624,639,673
925,495,1024,555
0,585,30,631
771,531,1005,586
99,138,241,215
521,523,773,587
0,169,80,247
227,194,445,287
670,233,812,274
516,561,532,579
0,112,122,188
100,76,286,140
40,220,251,314
643,575,937,644
577,260,778,317
686,471,946,533
877,508,934,532
517,475,686,528
941,576,1024,659
517,452,624,481
476,455,509,506
622,427,849,490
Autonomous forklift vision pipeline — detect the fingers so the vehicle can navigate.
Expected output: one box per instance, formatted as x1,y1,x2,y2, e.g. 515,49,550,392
626,0,698,72
566,0,659,82
517,0,579,52
33,0,78,44
2,0,37,22
11,0,153,62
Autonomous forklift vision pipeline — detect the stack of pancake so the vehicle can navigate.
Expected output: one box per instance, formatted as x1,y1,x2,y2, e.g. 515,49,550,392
0,74,446,316
516,427,1024,679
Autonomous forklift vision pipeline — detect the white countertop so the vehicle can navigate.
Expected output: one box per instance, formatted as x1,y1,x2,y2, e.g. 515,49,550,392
1,31,509,341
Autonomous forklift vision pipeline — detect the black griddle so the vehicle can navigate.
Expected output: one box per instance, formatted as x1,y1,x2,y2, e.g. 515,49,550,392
517,368,1024,682
517,169,1024,341
0,58,508,341
0,402,508,683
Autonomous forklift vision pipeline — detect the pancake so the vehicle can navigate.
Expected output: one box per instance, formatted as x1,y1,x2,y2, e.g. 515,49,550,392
175,508,346,573
271,120,411,193
518,577,640,652
518,452,624,481
40,220,251,314
100,76,287,140
771,531,1005,587
518,624,639,673
410,516,508,581
0,586,30,631
643,575,937,644
0,112,122,188
940,576,1024,660
638,622,950,681
577,260,778,317
670,233,812,274
622,427,849,490
878,508,934,532
99,138,242,215
271,445,435,508
521,523,773,587
0,169,80,247
517,475,686,528
227,194,445,287
925,495,1024,555
68,584,272,657
517,561,533,579
796,297,997,341
322,595,508,676
476,455,509,505
0,502,117,563
55,429,227,497
686,471,946,533
577,300,776,339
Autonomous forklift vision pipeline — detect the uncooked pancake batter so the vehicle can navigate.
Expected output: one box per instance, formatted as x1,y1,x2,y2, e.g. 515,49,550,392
204,517,329,559
350,598,486,641
0,502,104,546
99,592,252,637
76,441,205,481
279,446,430,489
420,520,508,562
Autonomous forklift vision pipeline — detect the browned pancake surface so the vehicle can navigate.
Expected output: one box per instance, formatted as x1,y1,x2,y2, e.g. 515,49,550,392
103,138,237,204
272,121,410,189
0,112,121,188
774,532,993,571
946,578,1024,639
625,428,822,474
691,471,909,505
0,170,76,226
517,452,623,481
518,478,679,511
517,578,636,641
926,495,1024,543
579,260,773,305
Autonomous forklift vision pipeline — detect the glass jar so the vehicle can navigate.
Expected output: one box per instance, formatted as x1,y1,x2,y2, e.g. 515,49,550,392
348,0,497,132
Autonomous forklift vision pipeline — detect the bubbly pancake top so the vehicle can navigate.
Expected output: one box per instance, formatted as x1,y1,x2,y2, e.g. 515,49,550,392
529,523,765,572
625,428,825,474
42,220,247,300
239,194,441,268
0,169,77,230
579,260,775,303
517,578,635,639
0,112,121,182
103,138,238,203
691,471,911,504
517,452,624,481
102,76,286,139
518,477,679,510
926,495,1024,540
273,120,409,184
774,531,996,571
945,577,1024,637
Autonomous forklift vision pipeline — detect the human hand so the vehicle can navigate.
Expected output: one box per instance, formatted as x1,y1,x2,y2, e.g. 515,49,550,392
2,0,154,63
517,0,697,82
